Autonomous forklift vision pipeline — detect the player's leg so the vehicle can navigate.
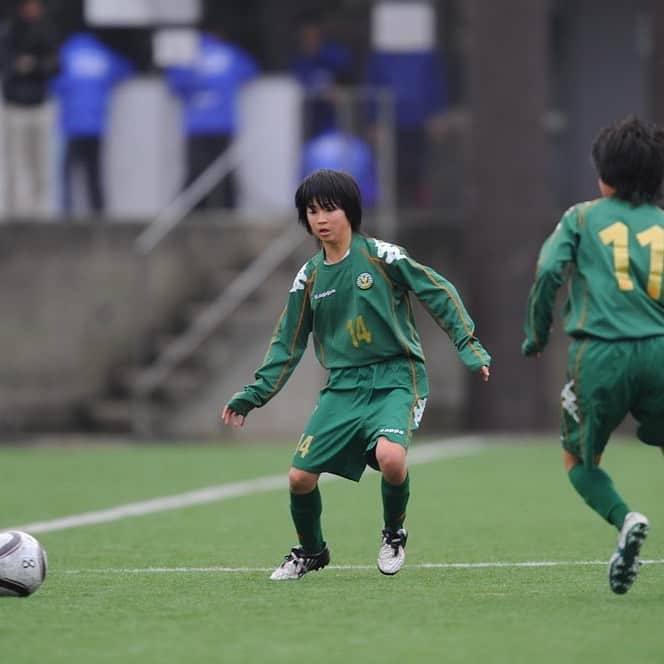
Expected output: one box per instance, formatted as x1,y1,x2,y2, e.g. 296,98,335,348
561,339,631,527
375,436,410,576
632,335,664,453
270,467,330,581
288,468,325,556
564,450,630,529
376,436,409,531
271,390,363,580
562,339,649,593
366,382,427,576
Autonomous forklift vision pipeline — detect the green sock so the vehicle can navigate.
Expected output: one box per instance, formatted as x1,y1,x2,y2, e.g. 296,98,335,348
290,487,324,553
382,474,410,531
568,464,630,529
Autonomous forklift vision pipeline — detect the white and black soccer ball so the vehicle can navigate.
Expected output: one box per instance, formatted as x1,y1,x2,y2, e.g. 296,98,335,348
0,530,48,597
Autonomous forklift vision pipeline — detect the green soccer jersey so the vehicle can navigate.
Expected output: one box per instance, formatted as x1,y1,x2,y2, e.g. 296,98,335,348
524,197,664,352
229,233,491,415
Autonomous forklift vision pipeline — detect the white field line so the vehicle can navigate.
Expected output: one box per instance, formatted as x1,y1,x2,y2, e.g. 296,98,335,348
11,437,485,535
60,559,664,575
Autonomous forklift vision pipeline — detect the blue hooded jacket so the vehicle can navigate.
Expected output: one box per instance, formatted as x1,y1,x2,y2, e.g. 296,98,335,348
166,33,259,136
366,50,447,128
302,130,378,207
51,33,133,138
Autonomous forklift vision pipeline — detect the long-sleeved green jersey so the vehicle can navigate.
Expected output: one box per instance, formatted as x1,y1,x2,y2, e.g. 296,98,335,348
229,233,491,415
524,197,664,353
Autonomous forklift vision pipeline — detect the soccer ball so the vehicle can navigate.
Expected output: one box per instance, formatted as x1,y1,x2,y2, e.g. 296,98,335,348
0,531,48,597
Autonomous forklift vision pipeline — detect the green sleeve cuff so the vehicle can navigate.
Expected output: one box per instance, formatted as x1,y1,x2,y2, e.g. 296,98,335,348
225,391,262,417
521,339,542,357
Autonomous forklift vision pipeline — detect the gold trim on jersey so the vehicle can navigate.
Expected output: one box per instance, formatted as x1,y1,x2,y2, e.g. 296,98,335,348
264,271,314,401
416,262,487,366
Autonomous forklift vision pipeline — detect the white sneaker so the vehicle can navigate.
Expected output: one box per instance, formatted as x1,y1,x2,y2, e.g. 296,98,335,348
377,528,408,576
608,512,650,594
269,545,330,581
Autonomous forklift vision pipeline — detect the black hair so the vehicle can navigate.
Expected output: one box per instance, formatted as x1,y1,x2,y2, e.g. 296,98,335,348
294,169,362,234
591,115,664,206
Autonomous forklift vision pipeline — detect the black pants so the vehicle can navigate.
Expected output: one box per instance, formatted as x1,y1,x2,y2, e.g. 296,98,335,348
63,136,103,214
396,126,429,208
187,133,235,209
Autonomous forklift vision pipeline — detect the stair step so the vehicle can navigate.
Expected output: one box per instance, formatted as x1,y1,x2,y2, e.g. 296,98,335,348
154,367,207,401
86,399,134,432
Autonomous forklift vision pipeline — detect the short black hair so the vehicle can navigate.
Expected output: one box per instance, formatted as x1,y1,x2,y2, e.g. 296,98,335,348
294,169,362,234
591,115,664,206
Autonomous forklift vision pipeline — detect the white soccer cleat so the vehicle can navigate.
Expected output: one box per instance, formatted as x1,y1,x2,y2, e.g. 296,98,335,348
377,528,408,576
608,511,650,595
269,545,330,581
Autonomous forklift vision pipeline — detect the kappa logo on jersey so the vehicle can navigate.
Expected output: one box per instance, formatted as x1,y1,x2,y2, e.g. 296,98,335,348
412,398,427,428
289,264,309,293
356,272,374,290
561,380,580,423
379,427,405,436
314,288,336,300
373,239,406,264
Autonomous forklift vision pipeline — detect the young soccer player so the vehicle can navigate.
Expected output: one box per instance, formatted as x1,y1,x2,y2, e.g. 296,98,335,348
522,115,664,594
222,169,491,580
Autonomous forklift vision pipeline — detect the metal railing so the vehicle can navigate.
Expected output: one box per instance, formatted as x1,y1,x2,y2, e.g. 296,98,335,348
133,223,305,398
134,140,240,255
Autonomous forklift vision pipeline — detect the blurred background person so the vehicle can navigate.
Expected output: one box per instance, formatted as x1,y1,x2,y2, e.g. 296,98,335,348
366,1,449,209
289,8,354,140
166,26,259,210
301,129,378,208
1,0,58,218
51,31,133,217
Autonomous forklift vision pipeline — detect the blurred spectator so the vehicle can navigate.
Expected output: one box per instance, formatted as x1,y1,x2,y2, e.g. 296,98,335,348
51,32,133,216
1,0,58,218
289,10,353,139
366,44,449,208
166,28,259,210
302,130,377,207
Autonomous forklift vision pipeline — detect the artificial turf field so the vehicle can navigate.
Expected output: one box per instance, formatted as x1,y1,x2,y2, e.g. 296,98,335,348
1,436,662,663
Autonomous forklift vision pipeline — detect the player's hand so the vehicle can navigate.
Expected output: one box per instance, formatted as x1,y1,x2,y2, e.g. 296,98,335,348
222,405,245,428
480,366,490,382
522,339,544,358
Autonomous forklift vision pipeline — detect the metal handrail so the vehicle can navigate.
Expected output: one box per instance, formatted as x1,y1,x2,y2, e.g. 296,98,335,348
133,223,306,397
134,141,240,255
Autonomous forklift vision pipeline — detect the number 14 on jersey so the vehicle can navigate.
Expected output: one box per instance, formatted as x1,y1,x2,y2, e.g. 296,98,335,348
346,315,372,348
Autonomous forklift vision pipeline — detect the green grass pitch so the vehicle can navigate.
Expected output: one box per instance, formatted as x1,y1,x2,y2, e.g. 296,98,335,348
1,436,662,663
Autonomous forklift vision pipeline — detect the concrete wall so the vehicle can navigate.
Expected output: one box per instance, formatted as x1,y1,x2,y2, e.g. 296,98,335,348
0,220,283,431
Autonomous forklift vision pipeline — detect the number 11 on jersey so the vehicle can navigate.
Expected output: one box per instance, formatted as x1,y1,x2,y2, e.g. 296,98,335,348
600,222,664,299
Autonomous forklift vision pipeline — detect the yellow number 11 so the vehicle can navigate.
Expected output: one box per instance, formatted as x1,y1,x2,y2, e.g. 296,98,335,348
599,222,664,299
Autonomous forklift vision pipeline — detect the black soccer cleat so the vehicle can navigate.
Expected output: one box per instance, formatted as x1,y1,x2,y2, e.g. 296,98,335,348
269,544,330,580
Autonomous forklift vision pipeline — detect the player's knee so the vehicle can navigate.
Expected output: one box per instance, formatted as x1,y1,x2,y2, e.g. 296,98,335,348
288,467,319,494
376,437,407,483
562,450,581,472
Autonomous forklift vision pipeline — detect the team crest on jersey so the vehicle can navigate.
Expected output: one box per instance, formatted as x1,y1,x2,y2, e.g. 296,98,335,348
356,272,374,290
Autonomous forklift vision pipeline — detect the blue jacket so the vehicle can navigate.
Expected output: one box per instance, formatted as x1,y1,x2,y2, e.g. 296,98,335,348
290,41,352,93
166,34,259,136
290,41,352,135
366,51,447,128
52,33,133,138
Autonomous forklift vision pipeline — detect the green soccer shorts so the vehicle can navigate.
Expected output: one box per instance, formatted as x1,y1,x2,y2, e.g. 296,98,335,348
560,335,664,467
291,360,429,481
